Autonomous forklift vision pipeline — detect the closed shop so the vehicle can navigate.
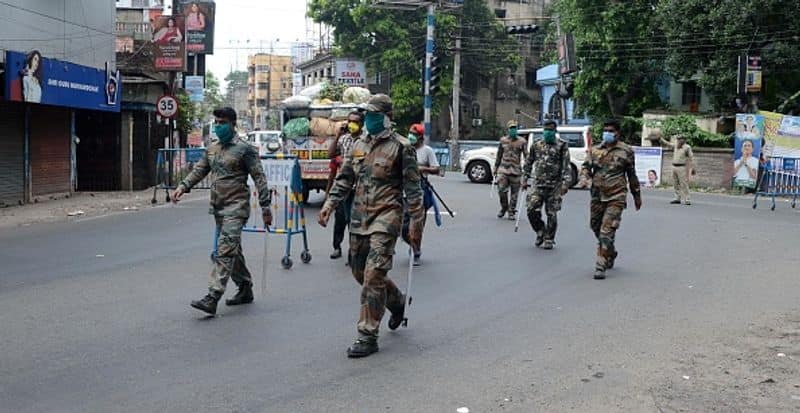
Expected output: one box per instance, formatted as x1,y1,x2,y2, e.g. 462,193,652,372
30,106,71,197
0,102,25,207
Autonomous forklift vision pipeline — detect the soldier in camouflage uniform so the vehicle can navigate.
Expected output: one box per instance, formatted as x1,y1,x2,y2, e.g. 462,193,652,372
318,94,424,358
522,120,571,250
494,120,527,220
172,107,272,314
580,119,642,280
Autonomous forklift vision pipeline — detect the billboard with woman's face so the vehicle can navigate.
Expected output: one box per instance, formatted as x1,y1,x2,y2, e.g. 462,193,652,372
182,1,215,54
734,114,764,188
152,16,187,71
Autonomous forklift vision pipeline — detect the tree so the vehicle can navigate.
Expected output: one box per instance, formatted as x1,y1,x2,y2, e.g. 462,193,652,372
307,0,520,128
198,70,223,121
658,0,800,112
553,0,664,119
224,70,248,107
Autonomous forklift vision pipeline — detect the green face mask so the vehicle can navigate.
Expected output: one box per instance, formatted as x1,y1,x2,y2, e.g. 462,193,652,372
214,123,234,144
509,128,518,139
364,112,386,135
407,134,418,145
543,129,556,144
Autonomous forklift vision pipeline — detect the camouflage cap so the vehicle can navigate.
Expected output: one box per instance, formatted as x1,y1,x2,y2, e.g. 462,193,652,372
507,120,518,129
675,134,687,140
364,94,393,113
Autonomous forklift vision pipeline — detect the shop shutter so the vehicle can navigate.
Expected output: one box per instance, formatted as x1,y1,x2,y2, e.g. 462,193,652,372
0,102,25,206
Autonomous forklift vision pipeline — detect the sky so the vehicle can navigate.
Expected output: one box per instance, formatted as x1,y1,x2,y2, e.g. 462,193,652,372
206,0,310,86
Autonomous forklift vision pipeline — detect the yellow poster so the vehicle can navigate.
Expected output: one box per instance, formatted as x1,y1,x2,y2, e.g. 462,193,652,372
759,110,800,157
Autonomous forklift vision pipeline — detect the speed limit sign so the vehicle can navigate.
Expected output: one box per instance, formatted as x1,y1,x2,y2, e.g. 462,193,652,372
156,95,179,118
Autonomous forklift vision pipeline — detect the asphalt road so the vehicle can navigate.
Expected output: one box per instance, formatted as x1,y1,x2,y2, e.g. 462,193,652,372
1,176,799,412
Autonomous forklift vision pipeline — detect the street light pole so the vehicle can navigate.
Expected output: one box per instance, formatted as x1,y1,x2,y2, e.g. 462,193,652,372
423,3,435,143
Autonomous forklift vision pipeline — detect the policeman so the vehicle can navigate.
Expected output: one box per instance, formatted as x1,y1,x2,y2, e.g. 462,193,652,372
318,94,424,358
522,120,571,249
494,120,527,220
172,107,272,315
661,134,695,205
580,119,642,280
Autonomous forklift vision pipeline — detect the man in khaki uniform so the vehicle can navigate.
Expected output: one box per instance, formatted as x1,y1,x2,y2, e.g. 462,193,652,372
661,134,695,205
493,120,527,220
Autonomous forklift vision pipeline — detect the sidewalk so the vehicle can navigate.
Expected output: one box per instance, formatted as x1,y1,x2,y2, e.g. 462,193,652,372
0,188,208,229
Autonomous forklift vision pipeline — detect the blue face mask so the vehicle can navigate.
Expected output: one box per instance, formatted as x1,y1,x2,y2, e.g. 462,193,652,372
407,134,418,145
215,123,234,144
364,112,386,135
602,131,616,144
509,128,518,139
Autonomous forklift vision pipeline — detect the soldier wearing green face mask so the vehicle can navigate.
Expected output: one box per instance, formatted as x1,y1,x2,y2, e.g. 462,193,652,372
494,120,527,220
522,120,571,249
172,107,272,315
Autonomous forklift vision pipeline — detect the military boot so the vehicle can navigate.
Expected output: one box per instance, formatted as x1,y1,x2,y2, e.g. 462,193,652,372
507,211,517,221
347,335,379,358
190,292,221,315
593,267,606,280
225,284,254,306
497,208,507,219
388,295,406,331
542,239,554,250
534,231,544,247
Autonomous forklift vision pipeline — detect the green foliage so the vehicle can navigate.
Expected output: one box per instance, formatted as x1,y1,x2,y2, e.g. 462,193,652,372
308,0,521,130
474,117,504,139
658,0,800,112
176,90,199,138
661,114,730,148
196,70,223,121
554,0,664,119
319,82,348,102
223,70,248,107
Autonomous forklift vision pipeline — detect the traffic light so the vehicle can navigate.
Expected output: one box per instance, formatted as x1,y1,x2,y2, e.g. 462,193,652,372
507,25,538,35
429,55,442,94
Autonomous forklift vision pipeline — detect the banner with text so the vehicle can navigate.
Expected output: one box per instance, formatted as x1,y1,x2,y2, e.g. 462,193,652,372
181,1,215,54
335,59,366,86
4,50,120,112
633,146,663,188
152,16,187,71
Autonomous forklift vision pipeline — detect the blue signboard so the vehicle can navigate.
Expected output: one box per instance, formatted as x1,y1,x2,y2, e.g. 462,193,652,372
4,50,121,112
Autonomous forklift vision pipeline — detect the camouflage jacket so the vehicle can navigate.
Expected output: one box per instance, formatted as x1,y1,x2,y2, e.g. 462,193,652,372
580,142,641,203
323,129,423,236
522,138,571,189
180,138,270,218
494,136,527,176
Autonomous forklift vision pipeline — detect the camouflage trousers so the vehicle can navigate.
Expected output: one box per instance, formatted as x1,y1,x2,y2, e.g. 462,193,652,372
209,215,252,295
527,187,562,241
349,232,404,337
497,173,521,213
589,199,626,270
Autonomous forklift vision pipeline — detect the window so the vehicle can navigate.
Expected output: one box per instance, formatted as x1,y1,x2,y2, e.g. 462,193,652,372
495,9,506,18
525,70,536,89
283,65,287,72
531,132,584,148
256,99,266,107
681,81,702,105
257,82,268,90
256,65,270,72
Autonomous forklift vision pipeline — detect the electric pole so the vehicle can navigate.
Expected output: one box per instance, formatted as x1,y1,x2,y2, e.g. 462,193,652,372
450,31,461,169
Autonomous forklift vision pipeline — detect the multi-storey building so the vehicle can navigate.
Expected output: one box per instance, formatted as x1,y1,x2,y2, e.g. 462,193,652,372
248,54,293,130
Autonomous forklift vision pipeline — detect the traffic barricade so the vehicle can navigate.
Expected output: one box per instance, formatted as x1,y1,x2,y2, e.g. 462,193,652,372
241,154,311,269
753,157,800,210
151,148,211,203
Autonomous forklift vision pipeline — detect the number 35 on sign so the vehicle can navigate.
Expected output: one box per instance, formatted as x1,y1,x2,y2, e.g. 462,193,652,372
156,95,179,119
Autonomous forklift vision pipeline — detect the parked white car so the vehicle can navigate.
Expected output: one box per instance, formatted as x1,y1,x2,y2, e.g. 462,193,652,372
459,125,592,187
246,130,284,156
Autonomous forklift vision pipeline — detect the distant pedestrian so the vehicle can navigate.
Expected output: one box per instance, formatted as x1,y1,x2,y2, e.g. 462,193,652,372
580,119,642,280
661,134,695,205
494,120,527,221
318,94,424,358
522,120,571,249
401,123,440,266
172,107,272,315
326,111,364,260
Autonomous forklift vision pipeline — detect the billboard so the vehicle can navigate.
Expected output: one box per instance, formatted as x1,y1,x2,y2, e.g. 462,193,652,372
335,59,366,86
185,75,204,102
4,50,120,112
181,1,215,54
633,146,663,188
734,113,764,188
760,110,800,158
152,15,187,71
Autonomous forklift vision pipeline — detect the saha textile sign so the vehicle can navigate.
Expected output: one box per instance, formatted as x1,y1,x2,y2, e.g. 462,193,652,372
4,50,120,112
335,59,366,86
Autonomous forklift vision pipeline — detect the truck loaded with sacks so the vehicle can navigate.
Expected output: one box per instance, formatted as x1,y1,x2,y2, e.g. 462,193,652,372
279,85,372,203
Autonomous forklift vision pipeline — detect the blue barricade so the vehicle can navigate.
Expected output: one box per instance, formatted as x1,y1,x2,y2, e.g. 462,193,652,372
152,148,211,203
753,157,800,210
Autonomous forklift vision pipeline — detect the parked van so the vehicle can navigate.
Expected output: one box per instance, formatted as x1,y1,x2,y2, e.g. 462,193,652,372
459,125,592,187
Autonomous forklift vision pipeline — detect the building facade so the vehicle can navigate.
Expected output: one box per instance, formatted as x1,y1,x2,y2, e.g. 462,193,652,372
0,1,120,206
248,54,293,130
297,53,335,89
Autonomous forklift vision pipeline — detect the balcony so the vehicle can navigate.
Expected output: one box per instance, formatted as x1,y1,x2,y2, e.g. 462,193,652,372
116,22,152,41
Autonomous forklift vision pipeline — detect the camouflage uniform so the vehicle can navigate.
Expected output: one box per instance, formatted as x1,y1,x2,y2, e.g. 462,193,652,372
180,138,270,296
323,127,424,338
522,137,571,243
494,132,527,218
580,142,641,272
